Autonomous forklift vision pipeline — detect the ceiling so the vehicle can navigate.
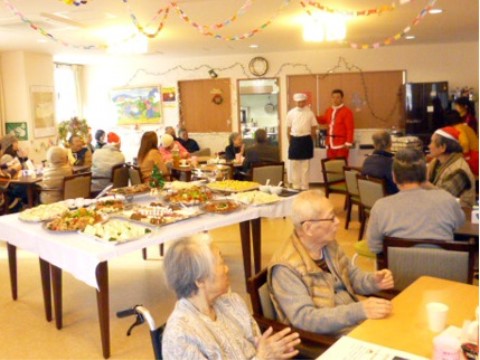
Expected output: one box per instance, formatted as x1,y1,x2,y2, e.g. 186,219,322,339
0,0,477,63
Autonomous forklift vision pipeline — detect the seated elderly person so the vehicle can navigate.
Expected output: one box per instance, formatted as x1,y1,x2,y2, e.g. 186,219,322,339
361,130,398,195
243,129,280,171
0,154,25,211
424,126,476,207
1,134,29,166
367,148,465,254
177,128,200,153
158,134,189,162
39,146,73,204
165,126,178,140
162,235,301,359
67,135,92,168
91,132,125,193
268,190,394,335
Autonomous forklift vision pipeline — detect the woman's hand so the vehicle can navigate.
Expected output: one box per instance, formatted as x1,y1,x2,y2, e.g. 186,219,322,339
374,269,394,290
362,297,392,319
255,326,300,360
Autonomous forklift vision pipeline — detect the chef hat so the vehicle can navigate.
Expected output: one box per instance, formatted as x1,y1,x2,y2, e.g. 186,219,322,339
434,126,460,142
161,134,174,148
107,132,121,144
293,93,307,102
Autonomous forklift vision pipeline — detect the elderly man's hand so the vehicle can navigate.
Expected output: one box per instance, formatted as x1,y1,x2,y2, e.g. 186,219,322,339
362,297,392,319
255,326,301,360
374,269,394,290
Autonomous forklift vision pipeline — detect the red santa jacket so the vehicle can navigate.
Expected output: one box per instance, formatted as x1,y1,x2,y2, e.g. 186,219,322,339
317,105,354,149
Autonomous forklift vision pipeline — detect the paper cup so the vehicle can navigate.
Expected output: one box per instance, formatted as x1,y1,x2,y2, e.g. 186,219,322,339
433,335,461,360
427,302,449,332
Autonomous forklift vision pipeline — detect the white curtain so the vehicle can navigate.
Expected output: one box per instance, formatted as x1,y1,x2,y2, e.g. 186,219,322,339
54,63,83,122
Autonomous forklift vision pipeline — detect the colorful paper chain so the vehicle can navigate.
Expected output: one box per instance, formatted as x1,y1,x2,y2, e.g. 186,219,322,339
122,1,171,39
171,0,292,41
59,0,90,6
304,0,417,17
348,0,438,49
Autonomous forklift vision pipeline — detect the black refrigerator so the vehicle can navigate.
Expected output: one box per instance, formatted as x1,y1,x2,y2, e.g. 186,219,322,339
405,81,449,148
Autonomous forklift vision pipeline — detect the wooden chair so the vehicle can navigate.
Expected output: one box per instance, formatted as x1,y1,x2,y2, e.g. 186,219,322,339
378,236,477,293
242,161,284,185
111,163,130,189
343,166,361,230
63,172,92,199
356,175,386,241
128,165,143,186
320,158,347,198
247,269,337,359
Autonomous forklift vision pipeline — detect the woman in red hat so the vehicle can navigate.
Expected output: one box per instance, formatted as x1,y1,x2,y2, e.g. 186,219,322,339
425,126,476,207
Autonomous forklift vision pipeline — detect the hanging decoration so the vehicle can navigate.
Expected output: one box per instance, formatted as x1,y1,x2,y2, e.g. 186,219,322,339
171,0,292,41
122,1,171,38
348,0,437,49
59,0,90,6
304,0,417,17
57,117,89,147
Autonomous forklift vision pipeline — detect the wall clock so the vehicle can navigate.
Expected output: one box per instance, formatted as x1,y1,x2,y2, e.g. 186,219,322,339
249,57,269,77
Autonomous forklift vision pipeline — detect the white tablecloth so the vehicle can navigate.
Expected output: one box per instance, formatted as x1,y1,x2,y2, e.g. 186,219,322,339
0,195,295,289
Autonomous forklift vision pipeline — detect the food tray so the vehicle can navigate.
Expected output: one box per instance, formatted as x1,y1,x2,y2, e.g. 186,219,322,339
42,208,103,232
206,180,260,193
230,191,280,206
163,186,213,206
80,218,153,245
201,200,243,214
115,206,204,227
108,183,151,196
92,199,126,214
19,203,69,223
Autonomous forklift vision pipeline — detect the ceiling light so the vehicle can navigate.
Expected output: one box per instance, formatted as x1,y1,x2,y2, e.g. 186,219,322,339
428,8,443,14
303,13,348,42
405,35,415,40
249,44,259,49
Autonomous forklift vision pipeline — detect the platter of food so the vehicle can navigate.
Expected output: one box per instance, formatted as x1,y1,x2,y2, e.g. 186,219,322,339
93,199,125,214
19,202,69,222
81,218,152,245
117,204,203,227
207,180,260,193
164,186,213,206
108,183,151,196
43,208,103,232
201,200,243,214
230,190,280,206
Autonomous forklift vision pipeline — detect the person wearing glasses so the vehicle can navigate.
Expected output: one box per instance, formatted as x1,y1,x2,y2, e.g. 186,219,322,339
268,190,394,335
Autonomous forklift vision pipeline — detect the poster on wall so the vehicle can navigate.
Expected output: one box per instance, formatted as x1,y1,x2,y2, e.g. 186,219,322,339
161,87,177,108
111,85,162,125
31,86,56,138
5,122,28,140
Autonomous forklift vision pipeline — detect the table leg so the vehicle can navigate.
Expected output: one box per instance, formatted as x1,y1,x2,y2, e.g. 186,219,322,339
26,184,35,208
7,243,17,300
239,221,252,283
96,262,110,359
251,218,262,274
39,258,52,322
50,264,63,330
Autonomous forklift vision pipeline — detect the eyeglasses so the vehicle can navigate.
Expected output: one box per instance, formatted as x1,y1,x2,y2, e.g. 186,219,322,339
301,216,336,225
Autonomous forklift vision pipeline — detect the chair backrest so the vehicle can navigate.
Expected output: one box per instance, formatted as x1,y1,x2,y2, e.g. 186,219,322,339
321,158,347,184
191,148,211,157
247,268,277,320
357,175,386,209
111,163,130,189
381,237,476,291
129,166,143,185
63,172,92,200
251,162,284,185
343,166,360,196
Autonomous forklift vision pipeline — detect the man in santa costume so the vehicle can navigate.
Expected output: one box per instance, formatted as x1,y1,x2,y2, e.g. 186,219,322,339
317,89,355,160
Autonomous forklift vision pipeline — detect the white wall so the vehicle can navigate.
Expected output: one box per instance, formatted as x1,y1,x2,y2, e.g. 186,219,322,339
83,41,479,162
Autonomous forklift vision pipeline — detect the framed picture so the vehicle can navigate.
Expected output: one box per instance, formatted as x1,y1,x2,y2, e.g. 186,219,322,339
31,86,56,138
5,122,28,140
111,85,162,125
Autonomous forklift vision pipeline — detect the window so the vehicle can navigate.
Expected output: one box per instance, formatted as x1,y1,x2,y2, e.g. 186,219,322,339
54,64,82,123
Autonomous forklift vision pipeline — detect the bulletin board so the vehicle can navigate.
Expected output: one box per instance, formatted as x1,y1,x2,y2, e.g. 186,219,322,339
287,70,405,129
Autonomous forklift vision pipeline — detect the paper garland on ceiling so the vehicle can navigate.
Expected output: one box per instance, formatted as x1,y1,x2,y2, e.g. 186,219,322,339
5,0,438,50
304,0,418,17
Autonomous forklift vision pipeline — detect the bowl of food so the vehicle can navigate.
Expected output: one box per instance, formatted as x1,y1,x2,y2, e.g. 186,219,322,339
259,185,271,193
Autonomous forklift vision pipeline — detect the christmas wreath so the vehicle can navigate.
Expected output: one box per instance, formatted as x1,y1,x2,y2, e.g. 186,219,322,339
57,117,89,148
212,94,223,105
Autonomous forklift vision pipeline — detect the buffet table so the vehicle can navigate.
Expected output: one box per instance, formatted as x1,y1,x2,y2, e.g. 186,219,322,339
0,193,295,358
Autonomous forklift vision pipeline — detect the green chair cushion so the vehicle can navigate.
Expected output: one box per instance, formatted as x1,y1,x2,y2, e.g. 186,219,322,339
355,240,376,258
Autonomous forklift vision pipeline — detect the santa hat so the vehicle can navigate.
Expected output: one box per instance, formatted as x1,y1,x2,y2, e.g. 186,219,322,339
434,127,460,142
107,132,121,144
293,93,307,102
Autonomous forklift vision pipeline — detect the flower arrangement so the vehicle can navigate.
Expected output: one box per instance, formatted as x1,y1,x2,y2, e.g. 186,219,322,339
57,117,89,148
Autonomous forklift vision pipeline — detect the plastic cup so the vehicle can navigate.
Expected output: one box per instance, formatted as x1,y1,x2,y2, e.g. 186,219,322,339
427,302,449,332
433,334,461,360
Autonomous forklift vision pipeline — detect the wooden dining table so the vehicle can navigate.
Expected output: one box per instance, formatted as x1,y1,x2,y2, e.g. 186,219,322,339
348,276,479,358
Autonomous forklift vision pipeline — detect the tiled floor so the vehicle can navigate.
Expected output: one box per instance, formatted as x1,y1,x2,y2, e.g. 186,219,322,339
0,193,372,359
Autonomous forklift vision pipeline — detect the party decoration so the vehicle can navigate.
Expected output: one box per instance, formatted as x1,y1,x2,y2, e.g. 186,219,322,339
304,0,417,17
122,1,171,38
57,117,89,147
59,0,90,6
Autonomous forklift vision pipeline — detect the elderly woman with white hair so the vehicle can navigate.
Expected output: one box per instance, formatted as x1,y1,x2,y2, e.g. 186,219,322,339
158,133,189,162
162,236,301,360
39,146,73,204
268,190,394,335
